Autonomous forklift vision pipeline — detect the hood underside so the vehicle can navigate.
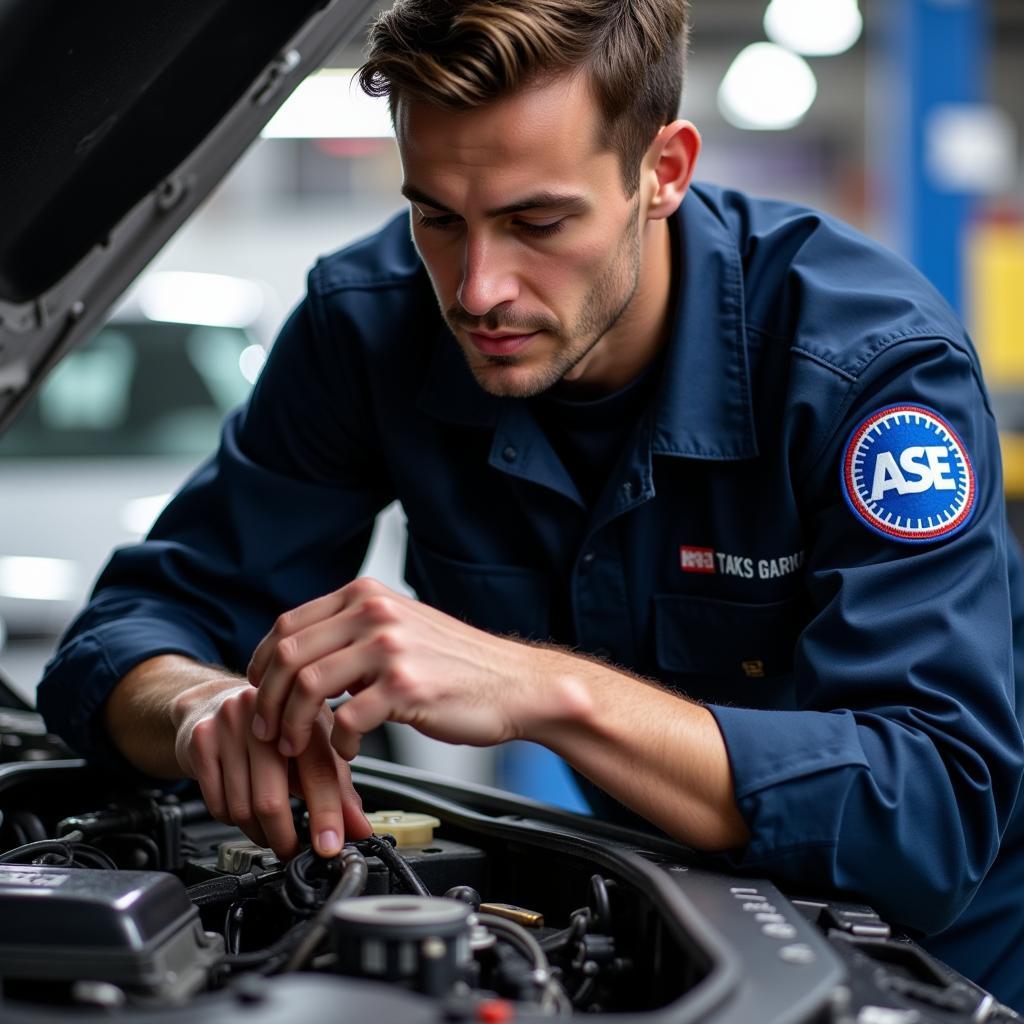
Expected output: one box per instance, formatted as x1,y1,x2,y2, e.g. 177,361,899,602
0,0,380,432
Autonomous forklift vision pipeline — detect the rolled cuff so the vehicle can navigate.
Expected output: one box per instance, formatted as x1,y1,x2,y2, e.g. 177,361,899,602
37,617,222,771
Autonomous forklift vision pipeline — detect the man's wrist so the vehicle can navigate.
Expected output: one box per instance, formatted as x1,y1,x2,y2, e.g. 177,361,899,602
516,644,605,746
104,655,244,778
168,676,246,732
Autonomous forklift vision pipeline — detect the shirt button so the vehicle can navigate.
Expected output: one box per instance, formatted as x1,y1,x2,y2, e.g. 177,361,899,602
622,481,636,500
502,445,518,463
581,551,596,566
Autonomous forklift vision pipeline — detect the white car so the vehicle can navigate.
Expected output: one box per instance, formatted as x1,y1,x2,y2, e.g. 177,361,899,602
0,272,276,639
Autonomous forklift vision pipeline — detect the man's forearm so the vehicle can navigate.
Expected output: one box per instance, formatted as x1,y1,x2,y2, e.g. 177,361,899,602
527,654,750,851
103,654,244,778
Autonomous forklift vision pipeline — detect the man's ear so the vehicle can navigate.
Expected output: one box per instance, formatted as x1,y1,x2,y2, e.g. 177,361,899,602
643,120,701,222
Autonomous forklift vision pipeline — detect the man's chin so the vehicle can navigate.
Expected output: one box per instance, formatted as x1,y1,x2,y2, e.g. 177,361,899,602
468,358,559,399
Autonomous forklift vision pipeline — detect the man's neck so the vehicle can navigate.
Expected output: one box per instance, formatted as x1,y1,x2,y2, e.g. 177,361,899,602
558,216,675,398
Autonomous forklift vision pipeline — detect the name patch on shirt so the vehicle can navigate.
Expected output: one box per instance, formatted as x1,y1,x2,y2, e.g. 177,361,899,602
680,546,804,580
841,404,976,544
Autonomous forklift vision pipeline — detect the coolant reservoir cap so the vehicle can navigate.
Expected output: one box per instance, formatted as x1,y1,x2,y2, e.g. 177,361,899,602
368,810,441,846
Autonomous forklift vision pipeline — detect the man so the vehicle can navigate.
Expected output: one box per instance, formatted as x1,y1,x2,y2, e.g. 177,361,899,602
38,0,1024,1008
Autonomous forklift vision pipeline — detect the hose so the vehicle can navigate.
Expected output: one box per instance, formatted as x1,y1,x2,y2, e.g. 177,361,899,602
357,833,431,897
282,846,368,972
218,845,368,976
0,838,117,869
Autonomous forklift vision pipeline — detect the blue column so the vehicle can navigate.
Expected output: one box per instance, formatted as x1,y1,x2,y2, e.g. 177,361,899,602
496,741,590,814
871,0,988,315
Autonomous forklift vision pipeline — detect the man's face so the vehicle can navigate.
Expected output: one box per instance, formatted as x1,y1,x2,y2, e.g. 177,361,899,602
396,74,648,398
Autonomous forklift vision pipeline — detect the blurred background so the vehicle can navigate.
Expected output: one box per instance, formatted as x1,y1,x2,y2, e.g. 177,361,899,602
1,0,1021,804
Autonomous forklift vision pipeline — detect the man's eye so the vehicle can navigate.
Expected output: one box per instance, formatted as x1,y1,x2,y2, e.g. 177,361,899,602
516,219,566,238
415,212,461,231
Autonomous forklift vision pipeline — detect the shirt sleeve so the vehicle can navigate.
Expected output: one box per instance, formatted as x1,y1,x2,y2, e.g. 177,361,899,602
707,333,1024,935
37,278,394,766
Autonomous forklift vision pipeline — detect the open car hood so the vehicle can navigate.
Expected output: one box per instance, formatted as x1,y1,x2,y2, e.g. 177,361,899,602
0,0,379,434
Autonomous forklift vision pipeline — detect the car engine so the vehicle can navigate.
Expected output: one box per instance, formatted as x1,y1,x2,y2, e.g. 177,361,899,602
0,701,1018,1024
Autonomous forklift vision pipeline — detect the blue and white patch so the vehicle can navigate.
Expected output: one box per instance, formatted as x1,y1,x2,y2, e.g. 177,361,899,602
841,404,976,544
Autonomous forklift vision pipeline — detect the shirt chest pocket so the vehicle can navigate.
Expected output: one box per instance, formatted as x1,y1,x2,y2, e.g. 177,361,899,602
405,534,550,640
653,594,800,696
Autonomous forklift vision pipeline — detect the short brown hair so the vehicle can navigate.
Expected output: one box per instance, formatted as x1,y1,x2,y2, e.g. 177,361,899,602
358,0,689,194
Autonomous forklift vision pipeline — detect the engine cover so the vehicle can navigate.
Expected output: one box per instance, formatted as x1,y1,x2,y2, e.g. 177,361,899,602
0,863,223,1000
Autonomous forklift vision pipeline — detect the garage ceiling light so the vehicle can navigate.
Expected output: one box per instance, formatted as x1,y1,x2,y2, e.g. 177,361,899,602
718,43,818,131
0,557,79,602
261,69,394,139
764,0,863,57
137,272,265,329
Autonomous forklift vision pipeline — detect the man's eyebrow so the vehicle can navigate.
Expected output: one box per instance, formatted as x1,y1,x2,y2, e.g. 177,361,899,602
401,184,589,218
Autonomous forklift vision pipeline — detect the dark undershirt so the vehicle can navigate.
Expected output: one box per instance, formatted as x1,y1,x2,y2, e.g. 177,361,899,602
531,362,660,508
530,358,662,652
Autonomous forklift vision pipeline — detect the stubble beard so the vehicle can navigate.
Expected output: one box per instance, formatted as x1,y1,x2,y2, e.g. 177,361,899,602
444,204,643,399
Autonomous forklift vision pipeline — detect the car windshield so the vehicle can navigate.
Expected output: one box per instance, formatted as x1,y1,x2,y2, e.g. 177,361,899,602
0,321,260,458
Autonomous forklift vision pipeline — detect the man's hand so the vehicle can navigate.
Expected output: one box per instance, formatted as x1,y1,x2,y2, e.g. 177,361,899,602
244,579,748,854
247,578,590,761
171,681,372,859
104,655,372,861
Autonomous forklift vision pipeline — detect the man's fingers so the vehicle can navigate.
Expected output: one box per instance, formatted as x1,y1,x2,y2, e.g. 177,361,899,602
220,740,264,847
276,644,375,759
194,755,228,823
248,579,388,687
250,619,366,752
248,590,348,686
185,718,227,820
295,727,348,858
332,687,396,761
247,732,299,861
339,761,374,840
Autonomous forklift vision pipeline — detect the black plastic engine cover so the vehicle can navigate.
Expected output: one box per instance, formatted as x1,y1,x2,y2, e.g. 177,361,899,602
0,863,221,996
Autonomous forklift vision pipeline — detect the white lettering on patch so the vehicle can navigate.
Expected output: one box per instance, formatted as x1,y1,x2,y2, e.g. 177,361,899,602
870,446,956,500
757,551,806,580
680,546,805,582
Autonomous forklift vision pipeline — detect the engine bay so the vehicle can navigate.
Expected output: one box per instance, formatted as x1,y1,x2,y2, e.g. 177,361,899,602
0,703,1018,1024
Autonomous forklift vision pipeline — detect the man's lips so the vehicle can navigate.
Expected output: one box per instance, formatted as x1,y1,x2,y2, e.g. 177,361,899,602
467,331,539,356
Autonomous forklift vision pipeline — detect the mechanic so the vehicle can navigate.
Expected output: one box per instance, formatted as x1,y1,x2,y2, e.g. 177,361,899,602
38,0,1024,1008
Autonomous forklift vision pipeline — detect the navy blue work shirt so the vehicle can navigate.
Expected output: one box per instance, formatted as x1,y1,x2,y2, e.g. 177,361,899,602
38,184,1024,1007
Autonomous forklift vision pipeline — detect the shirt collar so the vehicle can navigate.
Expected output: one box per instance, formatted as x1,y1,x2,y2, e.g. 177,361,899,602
651,186,757,460
417,184,758,461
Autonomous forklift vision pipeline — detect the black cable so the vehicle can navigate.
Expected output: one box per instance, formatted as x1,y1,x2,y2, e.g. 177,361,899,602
284,848,327,913
217,920,310,972
477,912,548,972
188,874,244,906
477,912,572,1014
0,838,128,870
224,902,246,956
187,868,285,908
357,833,431,897
67,843,118,870
219,846,368,975
0,839,73,865
540,908,590,954
282,846,368,972
589,875,611,931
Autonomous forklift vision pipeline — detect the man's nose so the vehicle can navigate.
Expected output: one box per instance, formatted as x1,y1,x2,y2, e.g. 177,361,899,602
456,235,519,317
